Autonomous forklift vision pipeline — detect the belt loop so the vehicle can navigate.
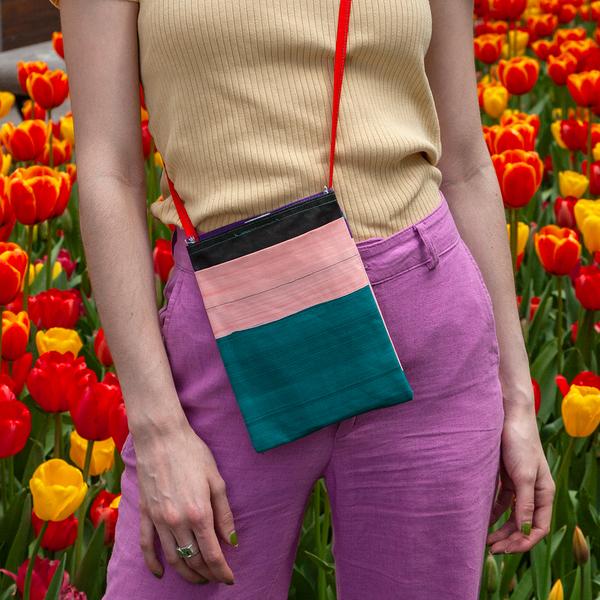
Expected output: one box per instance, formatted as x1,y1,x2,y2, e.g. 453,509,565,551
413,222,439,270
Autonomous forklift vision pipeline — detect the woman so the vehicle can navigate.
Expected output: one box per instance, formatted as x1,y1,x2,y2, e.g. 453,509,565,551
52,0,555,598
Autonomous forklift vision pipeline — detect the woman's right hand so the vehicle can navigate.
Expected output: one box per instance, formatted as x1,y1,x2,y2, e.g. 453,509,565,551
132,422,237,585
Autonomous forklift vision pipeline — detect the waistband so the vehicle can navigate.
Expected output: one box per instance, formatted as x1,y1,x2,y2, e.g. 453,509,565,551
170,189,460,278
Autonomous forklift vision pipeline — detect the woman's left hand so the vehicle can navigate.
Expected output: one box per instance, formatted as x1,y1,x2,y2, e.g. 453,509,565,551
486,406,556,554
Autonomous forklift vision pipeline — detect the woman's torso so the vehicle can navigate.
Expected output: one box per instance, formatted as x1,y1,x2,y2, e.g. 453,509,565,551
140,0,444,242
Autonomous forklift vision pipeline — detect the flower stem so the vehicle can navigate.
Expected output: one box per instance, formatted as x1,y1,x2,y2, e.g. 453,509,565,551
71,439,94,574
53,413,62,459
23,520,48,600
509,208,518,275
577,309,596,367
45,218,53,291
22,225,33,313
555,276,564,374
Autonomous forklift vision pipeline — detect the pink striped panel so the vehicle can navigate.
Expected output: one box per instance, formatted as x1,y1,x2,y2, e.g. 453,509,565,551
196,218,369,338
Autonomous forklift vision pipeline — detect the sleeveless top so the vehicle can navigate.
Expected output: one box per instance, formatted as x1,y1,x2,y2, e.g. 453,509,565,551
50,0,444,242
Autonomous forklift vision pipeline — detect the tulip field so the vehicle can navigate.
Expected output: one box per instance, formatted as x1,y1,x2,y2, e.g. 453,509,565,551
0,1,599,599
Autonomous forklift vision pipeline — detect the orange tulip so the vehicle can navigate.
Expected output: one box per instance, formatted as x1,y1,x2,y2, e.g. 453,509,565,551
25,69,69,111
0,120,48,163
498,56,540,95
0,92,15,120
16,61,48,95
1,311,30,361
534,225,581,275
0,242,27,304
491,148,544,208
566,70,600,107
8,166,71,225
52,32,64,60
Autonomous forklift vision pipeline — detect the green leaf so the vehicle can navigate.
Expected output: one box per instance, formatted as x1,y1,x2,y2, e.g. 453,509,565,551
73,520,107,597
302,550,335,574
498,552,523,597
0,489,27,561
509,568,534,600
44,553,66,600
1,494,32,593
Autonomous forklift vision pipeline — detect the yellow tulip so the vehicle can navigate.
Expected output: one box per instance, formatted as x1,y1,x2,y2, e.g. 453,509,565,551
506,221,530,256
548,579,563,600
59,114,75,147
0,151,11,176
36,327,83,356
572,525,589,566
110,495,121,510
593,141,600,162
561,385,600,437
501,30,530,58
558,170,588,198
574,198,600,253
0,91,15,119
69,431,115,476
154,151,163,168
483,84,509,119
29,458,88,522
28,260,63,285
550,121,568,149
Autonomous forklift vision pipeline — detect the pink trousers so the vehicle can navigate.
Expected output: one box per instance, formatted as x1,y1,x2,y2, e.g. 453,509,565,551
104,190,504,599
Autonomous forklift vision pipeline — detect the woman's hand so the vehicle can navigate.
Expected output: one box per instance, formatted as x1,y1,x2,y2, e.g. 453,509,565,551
486,405,556,554
133,420,237,585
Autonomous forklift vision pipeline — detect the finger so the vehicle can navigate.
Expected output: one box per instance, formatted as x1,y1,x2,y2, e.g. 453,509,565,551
155,525,208,584
210,475,237,547
488,484,514,526
171,525,213,582
491,524,547,554
139,512,164,578
532,468,556,540
513,467,536,536
487,518,517,547
192,510,235,585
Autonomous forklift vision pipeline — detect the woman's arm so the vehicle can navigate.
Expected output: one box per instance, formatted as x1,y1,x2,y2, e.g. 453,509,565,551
59,0,235,584
425,0,555,554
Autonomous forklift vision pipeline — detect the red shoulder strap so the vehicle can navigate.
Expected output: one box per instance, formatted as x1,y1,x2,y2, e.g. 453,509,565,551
163,0,352,241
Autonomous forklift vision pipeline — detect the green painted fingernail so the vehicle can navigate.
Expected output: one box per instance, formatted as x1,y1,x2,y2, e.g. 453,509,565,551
153,570,163,579
229,530,238,546
521,522,532,536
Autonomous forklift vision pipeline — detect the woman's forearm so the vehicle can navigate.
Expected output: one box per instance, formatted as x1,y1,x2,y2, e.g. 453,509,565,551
78,174,189,438
440,158,535,418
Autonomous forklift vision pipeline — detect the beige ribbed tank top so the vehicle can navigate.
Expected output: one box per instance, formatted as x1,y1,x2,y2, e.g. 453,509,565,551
51,0,444,242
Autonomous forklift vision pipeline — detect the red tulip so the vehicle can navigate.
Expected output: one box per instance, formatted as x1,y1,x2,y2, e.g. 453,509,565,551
69,370,122,440
21,100,46,121
0,556,82,600
0,120,48,162
1,310,30,361
16,61,48,95
474,34,503,64
153,237,174,283
498,56,540,95
52,32,64,59
8,165,71,225
56,247,77,278
534,225,581,276
26,69,69,111
90,490,120,545
27,351,88,413
109,400,129,453
31,511,77,551
492,148,544,208
93,327,113,367
574,264,600,310
554,195,578,228
556,371,600,397
0,242,27,305
0,352,33,396
559,119,588,153
547,52,578,86
567,69,600,108
570,319,600,343
0,383,31,458
490,0,527,20
28,288,82,329
532,378,541,414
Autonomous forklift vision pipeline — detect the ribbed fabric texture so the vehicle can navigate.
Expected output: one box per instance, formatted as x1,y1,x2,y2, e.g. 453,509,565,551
52,0,444,242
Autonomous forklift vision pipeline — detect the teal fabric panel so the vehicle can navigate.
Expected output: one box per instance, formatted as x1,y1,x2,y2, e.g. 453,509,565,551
216,285,413,452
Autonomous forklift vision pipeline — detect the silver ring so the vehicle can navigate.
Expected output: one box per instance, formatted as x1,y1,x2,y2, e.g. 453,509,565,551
176,542,200,559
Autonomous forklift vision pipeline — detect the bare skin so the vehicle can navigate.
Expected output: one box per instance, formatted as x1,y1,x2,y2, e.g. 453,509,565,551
58,0,554,588
59,0,235,585
426,0,556,554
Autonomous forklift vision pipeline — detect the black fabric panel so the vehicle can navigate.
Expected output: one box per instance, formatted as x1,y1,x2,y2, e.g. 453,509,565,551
187,192,344,269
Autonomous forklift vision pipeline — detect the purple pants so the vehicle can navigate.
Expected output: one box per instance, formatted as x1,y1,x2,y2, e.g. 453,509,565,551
105,190,504,599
